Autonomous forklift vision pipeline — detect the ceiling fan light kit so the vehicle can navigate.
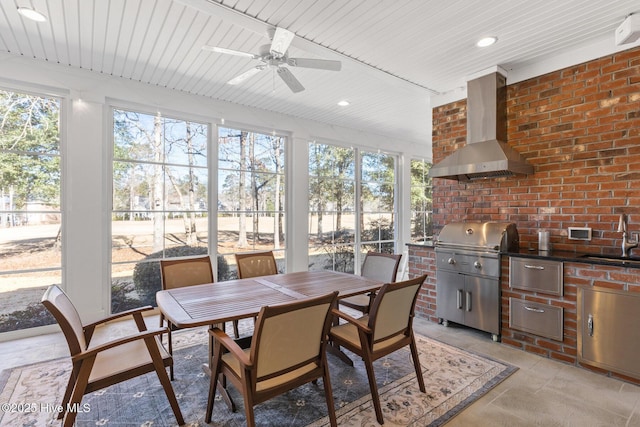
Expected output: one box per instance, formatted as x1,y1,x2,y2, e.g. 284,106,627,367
207,26,342,93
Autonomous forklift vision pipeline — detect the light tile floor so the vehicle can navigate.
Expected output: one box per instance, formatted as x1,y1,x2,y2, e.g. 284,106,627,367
1,317,639,426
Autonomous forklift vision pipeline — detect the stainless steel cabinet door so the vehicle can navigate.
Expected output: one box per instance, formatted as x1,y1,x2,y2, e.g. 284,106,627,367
464,275,500,335
436,270,465,325
436,270,500,335
578,286,640,379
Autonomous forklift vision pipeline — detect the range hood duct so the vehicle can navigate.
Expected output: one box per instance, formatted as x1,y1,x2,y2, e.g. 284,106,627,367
429,72,533,181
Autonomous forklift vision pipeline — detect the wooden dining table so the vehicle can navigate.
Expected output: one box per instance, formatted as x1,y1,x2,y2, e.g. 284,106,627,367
156,269,383,409
156,269,383,330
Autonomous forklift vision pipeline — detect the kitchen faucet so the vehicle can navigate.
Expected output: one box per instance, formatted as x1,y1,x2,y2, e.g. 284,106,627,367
617,213,639,257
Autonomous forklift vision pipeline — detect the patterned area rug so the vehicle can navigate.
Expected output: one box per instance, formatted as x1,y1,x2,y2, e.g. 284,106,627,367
0,326,516,426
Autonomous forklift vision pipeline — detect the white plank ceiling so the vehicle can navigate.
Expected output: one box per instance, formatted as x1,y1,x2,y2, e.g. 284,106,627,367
1,0,639,144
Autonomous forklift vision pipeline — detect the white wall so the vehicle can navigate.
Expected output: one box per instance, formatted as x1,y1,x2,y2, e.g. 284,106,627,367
0,53,428,336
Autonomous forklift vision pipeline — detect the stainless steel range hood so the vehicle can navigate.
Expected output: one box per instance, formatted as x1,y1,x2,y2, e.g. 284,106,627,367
429,71,533,181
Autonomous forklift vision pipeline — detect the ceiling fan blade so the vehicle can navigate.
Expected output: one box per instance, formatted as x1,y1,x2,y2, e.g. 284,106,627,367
270,27,295,58
227,66,265,85
203,45,257,59
277,67,305,93
287,57,342,71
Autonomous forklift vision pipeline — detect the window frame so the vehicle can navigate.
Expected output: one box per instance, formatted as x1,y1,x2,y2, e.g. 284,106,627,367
409,158,433,242
108,102,213,312
216,124,288,278
308,141,398,275
0,84,66,335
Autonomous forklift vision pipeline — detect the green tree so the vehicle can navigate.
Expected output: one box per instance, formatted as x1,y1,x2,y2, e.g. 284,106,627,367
0,91,60,223
164,119,207,245
219,128,284,248
113,110,207,250
410,159,433,239
309,143,354,242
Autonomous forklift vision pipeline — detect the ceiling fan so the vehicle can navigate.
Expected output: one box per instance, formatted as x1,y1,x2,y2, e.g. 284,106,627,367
203,27,342,93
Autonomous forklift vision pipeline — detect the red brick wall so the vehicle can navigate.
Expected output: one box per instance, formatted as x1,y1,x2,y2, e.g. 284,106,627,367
431,46,640,252
413,46,640,383
407,244,437,321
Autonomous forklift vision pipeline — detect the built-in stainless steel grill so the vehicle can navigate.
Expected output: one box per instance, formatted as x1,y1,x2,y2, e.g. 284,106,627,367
435,221,519,341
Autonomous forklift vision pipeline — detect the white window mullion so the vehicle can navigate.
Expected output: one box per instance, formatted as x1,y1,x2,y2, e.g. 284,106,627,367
355,147,363,274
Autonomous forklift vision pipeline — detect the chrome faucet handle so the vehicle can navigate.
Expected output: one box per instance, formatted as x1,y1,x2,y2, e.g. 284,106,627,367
618,213,627,233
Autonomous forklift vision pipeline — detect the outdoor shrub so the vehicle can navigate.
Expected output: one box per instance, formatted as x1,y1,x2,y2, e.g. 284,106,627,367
362,217,394,242
0,303,56,333
323,219,394,272
322,229,355,273
111,280,145,313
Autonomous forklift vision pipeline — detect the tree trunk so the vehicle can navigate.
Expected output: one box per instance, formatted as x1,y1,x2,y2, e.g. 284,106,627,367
237,131,248,248
250,134,259,245
185,123,196,246
317,200,323,241
152,114,164,252
129,172,135,219
273,137,281,249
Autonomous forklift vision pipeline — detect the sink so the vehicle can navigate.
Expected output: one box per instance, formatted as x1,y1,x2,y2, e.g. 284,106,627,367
579,254,640,265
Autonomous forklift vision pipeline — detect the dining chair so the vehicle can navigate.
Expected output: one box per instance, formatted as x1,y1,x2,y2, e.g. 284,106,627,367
160,255,225,379
339,251,402,314
41,285,185,427
329,274,427,425
234,251,279,339
235,250,278,279
205,291,339,427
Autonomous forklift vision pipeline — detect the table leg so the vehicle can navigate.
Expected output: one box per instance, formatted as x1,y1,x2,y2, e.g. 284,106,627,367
201,363,236,412
329,317,354,366
202,325,253,413
327,342,355,366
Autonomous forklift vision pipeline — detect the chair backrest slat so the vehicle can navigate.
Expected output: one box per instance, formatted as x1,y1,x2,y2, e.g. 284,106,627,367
41,285,86,356
252,292,337,380
235,251,278,279
361,251,402,283
368,275,426,343
160,255,214,290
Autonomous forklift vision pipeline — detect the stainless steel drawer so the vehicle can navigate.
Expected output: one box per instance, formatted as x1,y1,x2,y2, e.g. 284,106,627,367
509,298,563,341
509,257,563,296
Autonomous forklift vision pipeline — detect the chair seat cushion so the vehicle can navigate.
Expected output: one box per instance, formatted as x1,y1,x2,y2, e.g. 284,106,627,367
222,349,318,392
340,294,371,308
331,315,405,352
89,336,169,383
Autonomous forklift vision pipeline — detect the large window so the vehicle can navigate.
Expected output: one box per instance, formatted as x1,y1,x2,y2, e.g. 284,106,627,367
308,144,356,272
0,89,61,333
360,151,396,253
111,109,208,312
217,127,286,278
308,142,396,273
410,159,433,241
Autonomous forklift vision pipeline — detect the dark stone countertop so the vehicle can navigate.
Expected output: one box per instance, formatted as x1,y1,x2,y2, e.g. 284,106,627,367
407,242,640,269
506,248,640,269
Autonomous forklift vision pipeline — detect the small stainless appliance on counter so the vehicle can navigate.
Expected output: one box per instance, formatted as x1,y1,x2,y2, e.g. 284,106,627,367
434,221,519,341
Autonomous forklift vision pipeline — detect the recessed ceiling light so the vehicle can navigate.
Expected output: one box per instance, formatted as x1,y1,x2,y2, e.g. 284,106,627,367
17,7,47,22
337,100,350,107
476,36,497,47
